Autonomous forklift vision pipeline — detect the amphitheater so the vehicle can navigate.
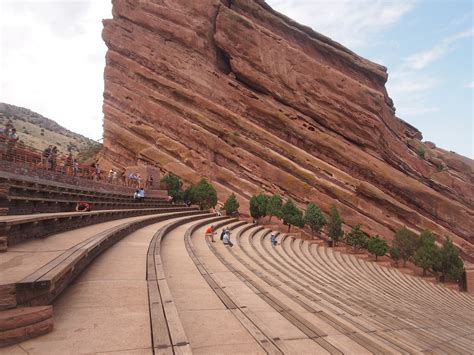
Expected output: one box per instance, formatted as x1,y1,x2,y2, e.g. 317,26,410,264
0,167,473,354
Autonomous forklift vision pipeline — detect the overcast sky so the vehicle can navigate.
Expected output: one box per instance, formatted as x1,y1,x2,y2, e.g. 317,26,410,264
0,0,473,157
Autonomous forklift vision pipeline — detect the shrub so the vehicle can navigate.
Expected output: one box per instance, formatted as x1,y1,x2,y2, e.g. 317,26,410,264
413,230,440,276
192,178,218,210
346,224,367,251
327,204,343,246
160,173,183,202
249,193,269,223
368,235,389,261
435,237,464,282
304,203,326,236
415,147,425,159
281,199,304,232
390,247,400,267
267,194,283,221
223,193,239,215
393,227,419,267
183,184,196,204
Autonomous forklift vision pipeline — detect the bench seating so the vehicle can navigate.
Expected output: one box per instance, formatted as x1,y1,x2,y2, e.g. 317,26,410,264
0,206,198,250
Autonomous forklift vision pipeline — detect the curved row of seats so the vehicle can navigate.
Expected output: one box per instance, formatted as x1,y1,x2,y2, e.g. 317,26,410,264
1,208,473,352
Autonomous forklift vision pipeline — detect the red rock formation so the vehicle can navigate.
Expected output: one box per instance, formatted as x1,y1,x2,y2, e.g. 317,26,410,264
101,0,473,260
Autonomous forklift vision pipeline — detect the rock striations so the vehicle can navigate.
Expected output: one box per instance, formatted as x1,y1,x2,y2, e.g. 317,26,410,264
102,0,473,260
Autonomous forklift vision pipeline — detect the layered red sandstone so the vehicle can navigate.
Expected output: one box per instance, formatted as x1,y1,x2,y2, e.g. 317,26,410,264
101,0,473,260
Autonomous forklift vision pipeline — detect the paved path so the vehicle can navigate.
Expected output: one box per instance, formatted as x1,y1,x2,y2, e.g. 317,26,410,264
161,219,263,354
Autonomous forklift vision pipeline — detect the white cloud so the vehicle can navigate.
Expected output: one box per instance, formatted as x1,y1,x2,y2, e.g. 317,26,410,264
266,0,416,50
0,0,111,141
403,27,474,70
466,81,474,89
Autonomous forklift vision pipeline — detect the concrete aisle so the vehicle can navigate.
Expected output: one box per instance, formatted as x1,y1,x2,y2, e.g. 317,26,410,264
1,218,185,354
161,220,264,354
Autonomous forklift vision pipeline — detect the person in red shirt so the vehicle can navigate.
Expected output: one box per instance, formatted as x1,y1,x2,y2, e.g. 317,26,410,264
205,225,216,243
75,201,91,212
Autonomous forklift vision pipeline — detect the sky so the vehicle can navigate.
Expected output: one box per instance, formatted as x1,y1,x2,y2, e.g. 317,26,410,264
0,0,472,157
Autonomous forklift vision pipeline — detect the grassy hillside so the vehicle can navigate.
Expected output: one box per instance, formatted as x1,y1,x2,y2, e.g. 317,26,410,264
0,102,101,160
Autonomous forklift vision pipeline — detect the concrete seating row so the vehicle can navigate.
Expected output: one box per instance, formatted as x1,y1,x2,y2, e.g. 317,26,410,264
199,223,474,354
271,232,474,353
0,209,208,347
0,206,198,251
2,194,176,215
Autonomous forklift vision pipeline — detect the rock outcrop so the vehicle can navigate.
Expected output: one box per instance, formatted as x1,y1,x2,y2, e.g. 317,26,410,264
101,0,473,259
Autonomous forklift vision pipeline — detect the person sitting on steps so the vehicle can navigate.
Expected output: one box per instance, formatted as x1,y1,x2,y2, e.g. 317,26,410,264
223,230,233,247
75,201,91,212
271,233,278,247
205,225,216,243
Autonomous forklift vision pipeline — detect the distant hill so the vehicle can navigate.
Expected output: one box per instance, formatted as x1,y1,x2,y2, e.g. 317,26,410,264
0,102,101,160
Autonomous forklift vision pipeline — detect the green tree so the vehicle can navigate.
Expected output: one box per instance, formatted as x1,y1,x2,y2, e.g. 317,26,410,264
282,199,304,232
390,247,401,267
435,238,464,282
368,235,389,261
327,204,343,246
223,193,239,215
249,193,269,223
393,227,419,267
413,230,440,276
346,224,367,251
267,194,283,221
161,173,183,202
304,203,326,236
192,178,218,210
183,184,195,204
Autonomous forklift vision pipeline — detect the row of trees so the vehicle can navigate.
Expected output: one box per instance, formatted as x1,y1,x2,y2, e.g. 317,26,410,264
249,193,464,282
161,176,464,284
161,174,218,210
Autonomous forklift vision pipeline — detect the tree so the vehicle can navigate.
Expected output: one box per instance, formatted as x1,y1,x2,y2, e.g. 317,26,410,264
393,227,419,267
327,204,343,246
161,174,183,202
304,203,326,236
413,230,440,276
435,238,464,282
390,247,400,267
368,235,389,261
346,224,367,251
281,199,304,232
192,178,218,210
223,193,239,215
249,193,269,223
267,194,283,221
183,184,195,204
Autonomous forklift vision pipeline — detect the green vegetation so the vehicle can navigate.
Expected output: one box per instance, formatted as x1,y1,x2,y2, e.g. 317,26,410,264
161,174,184,202
192,178,218,210
415,147,425,159
281,199,304,232
223,193,240,215
413,230,440,276
327,204,343,246
249,193,269,223
435,238,464,282
304,203,326,236
390,247,401,267
346,224,368,251
267,194,283,221
367,235,389,261
392,227,419,267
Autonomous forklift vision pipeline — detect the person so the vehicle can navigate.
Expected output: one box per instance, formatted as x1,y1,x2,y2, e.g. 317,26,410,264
185,200,192,207
6,128,18,161
94,161,101,181
166,195,173,203
42,145,52,169
223,230,233,247
107,169,114,183
120,168,127,186
271,233,278,247
49,146,58,171
64,153,73,175
205,225,216,243
220,227,228,241
215,206,222,216
146,175,154,188
134,188,145,201
72,158,79,177
112,169,118,184
75,201,91,212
